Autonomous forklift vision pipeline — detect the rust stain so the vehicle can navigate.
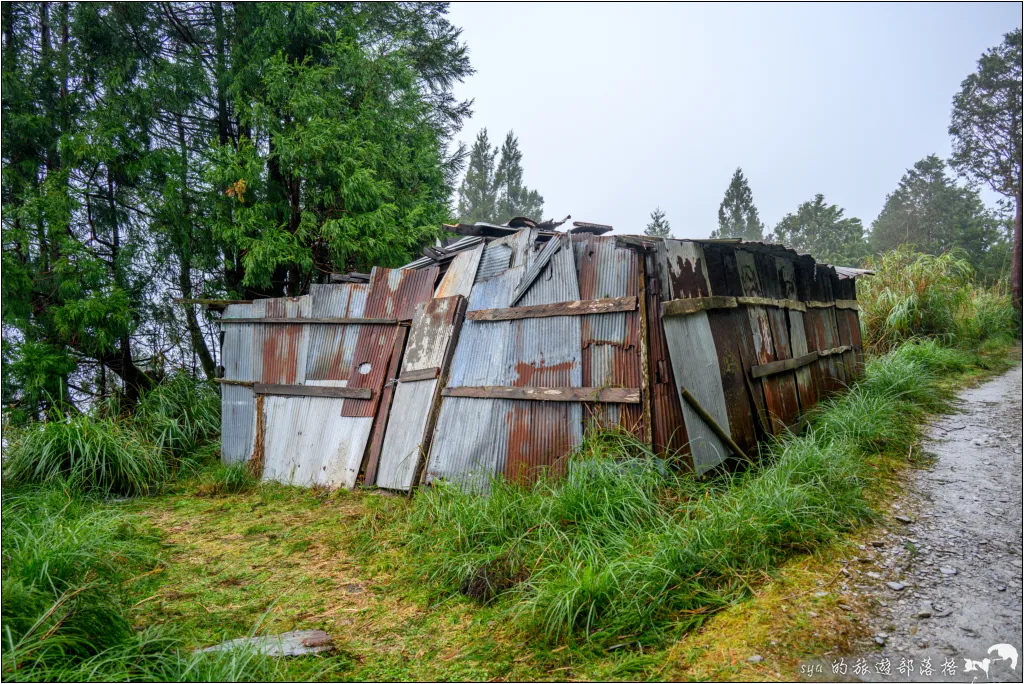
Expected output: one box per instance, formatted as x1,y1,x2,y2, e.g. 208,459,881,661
670,255,710,299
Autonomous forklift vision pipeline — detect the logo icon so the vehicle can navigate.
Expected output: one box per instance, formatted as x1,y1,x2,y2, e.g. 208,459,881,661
987,644,1018,671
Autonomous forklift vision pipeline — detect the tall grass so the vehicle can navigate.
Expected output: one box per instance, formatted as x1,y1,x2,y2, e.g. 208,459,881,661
364,340,984,644
858,246,1019,353
2,375,220,496
0,487,291,682
2,412,167,496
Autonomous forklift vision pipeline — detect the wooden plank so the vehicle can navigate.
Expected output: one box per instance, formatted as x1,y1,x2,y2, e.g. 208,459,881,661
398,367,441,382
750,351,820,379
466,296,637,321
215,378,255,387
805,301,858,310
678,386,747,460
362,326,409,486
440,386,641,404
637,256,653,446
253,384,372,399
818,345,853,357
735,296,807,312
220,317,400,325
661,296,738,317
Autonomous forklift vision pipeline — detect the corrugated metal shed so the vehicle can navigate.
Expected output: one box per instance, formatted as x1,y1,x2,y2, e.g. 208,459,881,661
219,223,864,493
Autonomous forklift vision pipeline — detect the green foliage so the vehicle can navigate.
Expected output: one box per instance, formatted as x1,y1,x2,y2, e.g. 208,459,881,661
711,167,764,240
456,129,544,224
857,246,1018,353
644,207,672,238
369,340,993,645
199,462,259,497
134,374,221,463
1,487,154,671
2,411,167,497
0,486,293,682
869,156,1009,280
2,3,472,411
771,193,867,267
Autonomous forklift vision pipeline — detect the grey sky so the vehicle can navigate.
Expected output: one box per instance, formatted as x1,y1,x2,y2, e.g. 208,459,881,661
448,2,1022,238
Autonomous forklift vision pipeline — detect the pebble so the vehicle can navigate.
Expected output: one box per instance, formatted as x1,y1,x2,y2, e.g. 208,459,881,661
866,571,882,579
887,582,905,591
748,655,763,663
871,541,885,547
940,567,957,576
874,636,886,646
894,515,913,524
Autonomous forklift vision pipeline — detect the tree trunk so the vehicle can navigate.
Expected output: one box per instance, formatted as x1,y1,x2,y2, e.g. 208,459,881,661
1012,188,1022,312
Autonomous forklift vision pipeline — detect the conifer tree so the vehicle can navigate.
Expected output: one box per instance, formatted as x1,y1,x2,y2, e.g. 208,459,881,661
494,131,544,222
711,168,764,240
456,129,498,223
645,207,672,237
773,195,867,267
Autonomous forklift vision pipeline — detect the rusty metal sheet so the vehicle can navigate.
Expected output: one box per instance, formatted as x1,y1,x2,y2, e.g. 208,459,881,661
504,236,583,483
658,241,733,473
735,249,799,434
259,297,311,385
340,266,437,418
426,256,524,492
644,264,690,464
304,284,368,381
573,234,643,436
376,297,466,491
434,242,484,298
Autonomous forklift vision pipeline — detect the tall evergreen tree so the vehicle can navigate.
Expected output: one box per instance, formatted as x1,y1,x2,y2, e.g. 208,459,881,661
772,195,867,267
949,28,1022,309
645,207,671,238
456,129,498,223
870,156,1006,279
494,131,543,223
711,167,764,240
1,2,473,417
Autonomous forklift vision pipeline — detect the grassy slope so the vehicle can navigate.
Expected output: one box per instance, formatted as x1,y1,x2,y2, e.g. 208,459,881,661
109,344,1014,682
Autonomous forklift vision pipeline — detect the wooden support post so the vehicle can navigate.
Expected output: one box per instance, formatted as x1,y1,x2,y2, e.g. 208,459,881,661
678,385,748,460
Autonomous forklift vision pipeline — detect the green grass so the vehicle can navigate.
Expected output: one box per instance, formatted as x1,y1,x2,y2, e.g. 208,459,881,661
360,339,1011,647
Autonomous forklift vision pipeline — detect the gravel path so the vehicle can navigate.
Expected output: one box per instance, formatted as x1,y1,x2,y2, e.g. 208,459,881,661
842,363,1023,683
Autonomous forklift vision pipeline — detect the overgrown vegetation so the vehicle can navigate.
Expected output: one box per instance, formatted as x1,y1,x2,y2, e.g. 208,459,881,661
857,246,1019,353
361,340,1007,647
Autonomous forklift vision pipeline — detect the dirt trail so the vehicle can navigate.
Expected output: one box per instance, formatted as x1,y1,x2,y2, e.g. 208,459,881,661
841,363,1023,682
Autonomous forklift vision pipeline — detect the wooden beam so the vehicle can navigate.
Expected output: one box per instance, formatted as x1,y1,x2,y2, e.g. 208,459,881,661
175,298,254,306
440,386,641,404
662,296,737,317
678,385,748,460
735,296,807,312
835,299,859,310
818,345,853,357
750,351,819,379
398,367,441,382
466,296,637,321
214,378,254,387
253,384,373,399
220,317,400,325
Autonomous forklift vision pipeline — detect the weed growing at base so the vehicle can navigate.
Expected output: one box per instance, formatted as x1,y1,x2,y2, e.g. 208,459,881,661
366,340,1001,645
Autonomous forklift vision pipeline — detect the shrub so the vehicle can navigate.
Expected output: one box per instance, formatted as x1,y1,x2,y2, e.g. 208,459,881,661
2,412,166,496
858,246,1018,353
135,374,220,464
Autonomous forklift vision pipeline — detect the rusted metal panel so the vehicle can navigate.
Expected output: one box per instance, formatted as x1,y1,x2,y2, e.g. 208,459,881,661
340,266,437,418
573,234,643,436
304,284,368,382
756,251,801,428
434,242,484,298
426,255,523,492
504,236,583,483
644,265,690,465
376,296,466,491
735,249,799,434
659,241,733,473
260,395,372,488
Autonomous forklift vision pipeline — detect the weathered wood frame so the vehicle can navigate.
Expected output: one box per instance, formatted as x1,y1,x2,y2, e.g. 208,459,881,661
440,386,641,403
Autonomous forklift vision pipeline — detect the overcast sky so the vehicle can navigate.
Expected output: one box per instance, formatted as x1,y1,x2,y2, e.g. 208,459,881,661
447,2,1021,238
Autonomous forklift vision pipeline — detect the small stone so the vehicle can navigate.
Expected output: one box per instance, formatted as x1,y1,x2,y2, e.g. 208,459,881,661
894,515,913,524
915,611,933,619
871,541,885,548
814,591,829,598
997,585,1007,592
874,636,886,646
748,655,763,663
838,603,852,611
866,571,882,579
886,582,905,591
808,611,819,618
940,567,957,576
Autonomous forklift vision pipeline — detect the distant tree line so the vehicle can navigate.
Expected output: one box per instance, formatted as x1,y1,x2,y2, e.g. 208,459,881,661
649,28,1021,301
